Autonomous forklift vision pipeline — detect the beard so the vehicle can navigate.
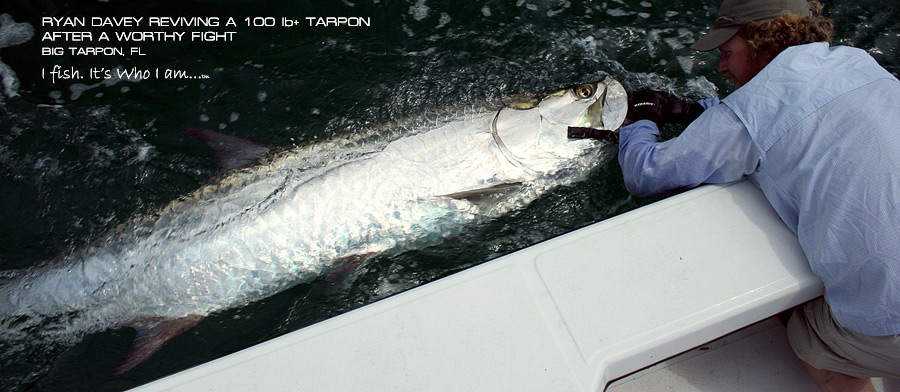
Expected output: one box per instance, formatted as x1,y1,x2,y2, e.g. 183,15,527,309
724,72,744,89
724,72,738,83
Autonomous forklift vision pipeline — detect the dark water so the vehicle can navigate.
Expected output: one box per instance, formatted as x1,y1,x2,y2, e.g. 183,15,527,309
0,0,897,390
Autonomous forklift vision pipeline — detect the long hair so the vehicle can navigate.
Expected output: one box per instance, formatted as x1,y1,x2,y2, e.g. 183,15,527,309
739,1,834,59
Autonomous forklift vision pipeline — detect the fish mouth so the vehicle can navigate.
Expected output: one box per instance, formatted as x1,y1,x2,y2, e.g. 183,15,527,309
565,77,627,143
595,76,627,131
585,87,607,129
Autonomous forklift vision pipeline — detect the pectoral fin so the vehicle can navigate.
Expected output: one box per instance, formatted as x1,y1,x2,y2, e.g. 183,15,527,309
321,253,376,295
113,314,205,375
183,127,273,173
327,252,375,282
442,182,524,204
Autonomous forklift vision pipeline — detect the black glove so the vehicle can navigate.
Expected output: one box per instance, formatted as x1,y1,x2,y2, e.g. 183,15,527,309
663,96,705,124
625,90,667,127
625,90,706,128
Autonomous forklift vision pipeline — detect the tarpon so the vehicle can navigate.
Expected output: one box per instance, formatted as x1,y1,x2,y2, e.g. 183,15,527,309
0,77,627,374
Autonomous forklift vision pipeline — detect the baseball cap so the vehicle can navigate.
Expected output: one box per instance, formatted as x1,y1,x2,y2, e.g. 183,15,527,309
691,0,811,52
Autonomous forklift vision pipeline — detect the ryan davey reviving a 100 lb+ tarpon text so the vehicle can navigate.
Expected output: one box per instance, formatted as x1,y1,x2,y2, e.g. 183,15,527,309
0,77,627,374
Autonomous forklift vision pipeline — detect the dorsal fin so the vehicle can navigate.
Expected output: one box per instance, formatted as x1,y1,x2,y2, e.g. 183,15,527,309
112,315,205,375
183,127,273,173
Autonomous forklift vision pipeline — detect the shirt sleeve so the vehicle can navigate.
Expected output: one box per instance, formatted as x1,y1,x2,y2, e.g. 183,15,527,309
617,102,761,198
697,96,720,109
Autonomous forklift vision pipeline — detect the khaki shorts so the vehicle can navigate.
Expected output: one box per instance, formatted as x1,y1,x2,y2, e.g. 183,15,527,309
786,297,900,378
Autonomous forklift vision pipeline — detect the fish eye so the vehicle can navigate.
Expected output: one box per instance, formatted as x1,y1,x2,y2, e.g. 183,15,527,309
573,84,594,98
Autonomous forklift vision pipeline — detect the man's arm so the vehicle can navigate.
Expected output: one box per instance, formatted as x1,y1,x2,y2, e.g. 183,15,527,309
617,101,761,198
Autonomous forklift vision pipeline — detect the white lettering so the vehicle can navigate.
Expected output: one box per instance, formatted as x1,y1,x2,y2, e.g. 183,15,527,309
149,17,220,27
116,67,151,81
306,17,371,27
42,31,92,41
114,31,185,41
42,17,85,27
91,17,144,27
67,47,124,56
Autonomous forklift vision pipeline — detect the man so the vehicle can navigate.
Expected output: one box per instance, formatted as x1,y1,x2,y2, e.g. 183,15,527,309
616,0,900,391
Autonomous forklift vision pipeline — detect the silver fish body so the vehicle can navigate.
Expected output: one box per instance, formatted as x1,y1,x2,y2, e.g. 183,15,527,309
0,77,627,370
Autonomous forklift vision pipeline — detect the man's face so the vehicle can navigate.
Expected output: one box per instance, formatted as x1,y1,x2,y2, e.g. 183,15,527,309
717,34,772,89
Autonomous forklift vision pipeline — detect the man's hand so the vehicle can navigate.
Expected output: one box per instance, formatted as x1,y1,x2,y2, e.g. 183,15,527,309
663,95,705,124
625,90,705,127
625,90,667,127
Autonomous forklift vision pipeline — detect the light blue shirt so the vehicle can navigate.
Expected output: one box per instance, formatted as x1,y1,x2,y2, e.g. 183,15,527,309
618,42,900,336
